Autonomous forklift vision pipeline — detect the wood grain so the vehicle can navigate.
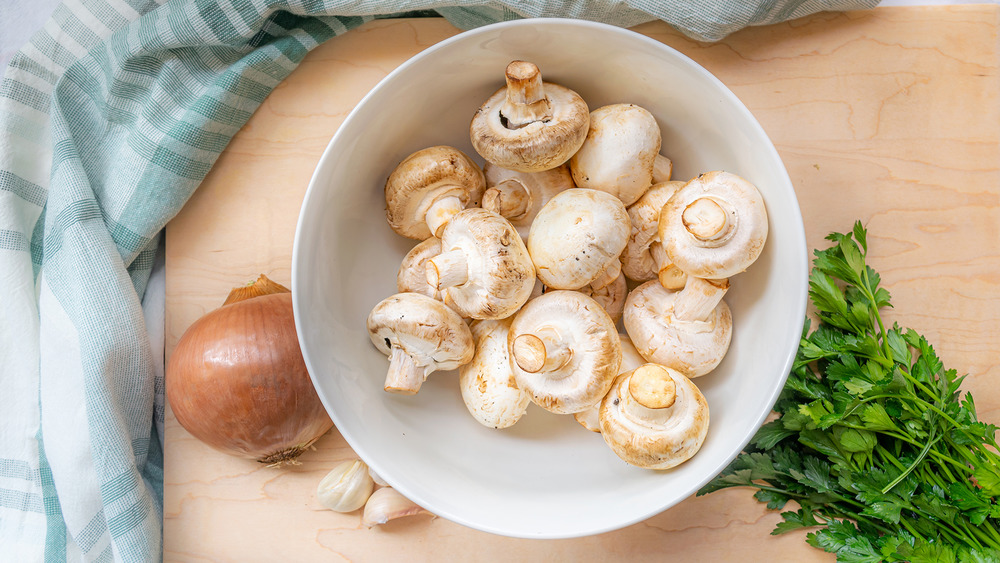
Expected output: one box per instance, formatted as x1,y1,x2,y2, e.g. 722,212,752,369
165,7,1000,561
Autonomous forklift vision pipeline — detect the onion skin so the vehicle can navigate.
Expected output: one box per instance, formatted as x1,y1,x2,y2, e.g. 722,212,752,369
167,291,333,464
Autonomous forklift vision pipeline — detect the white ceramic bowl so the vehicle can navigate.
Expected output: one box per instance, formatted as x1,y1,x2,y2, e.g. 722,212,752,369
292,18,808,539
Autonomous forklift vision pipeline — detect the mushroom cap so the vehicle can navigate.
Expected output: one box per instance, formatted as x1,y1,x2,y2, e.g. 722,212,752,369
573,332,647,432
599,364,710,469
437,208,536,320
483,162,575,239
569,104,662,206
659,171,768,279
470,67,589,173
622,280,732,378
397,237,444,300
459,318,531,429
508,290,622,414
622,181,685,281
384,146,486,240
527,188,630,290
367,292,475,375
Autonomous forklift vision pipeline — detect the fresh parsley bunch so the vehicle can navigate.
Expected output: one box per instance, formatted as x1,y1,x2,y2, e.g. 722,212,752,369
699,222,1000,562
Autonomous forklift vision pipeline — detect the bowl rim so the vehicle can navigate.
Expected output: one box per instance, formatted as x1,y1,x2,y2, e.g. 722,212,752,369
291,16,809,539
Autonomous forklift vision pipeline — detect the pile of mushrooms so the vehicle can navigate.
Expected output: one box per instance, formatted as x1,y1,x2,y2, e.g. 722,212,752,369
364,60,769,471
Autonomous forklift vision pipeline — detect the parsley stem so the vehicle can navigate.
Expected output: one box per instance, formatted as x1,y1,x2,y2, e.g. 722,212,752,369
858,268,892,362
882,431,941,495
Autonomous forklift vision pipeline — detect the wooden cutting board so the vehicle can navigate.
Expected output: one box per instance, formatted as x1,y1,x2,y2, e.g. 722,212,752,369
164,7,1000,561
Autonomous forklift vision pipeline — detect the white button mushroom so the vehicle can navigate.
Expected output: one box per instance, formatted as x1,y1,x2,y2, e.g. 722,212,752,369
367,292,475,394
569,103,666,206
527,188,630,291
426,208,536,320
575,271,627,324
573,332,647,432
470,61,590,173
623,277,732,378
459,318,531,429
507,290,622,414
397,237,444,301
621,180,688,290
482,162,575,240
384,145,486,240
658,170,768,279
599,363,710,469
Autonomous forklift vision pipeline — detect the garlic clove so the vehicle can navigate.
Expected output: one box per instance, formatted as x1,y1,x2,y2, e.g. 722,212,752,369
317,459,375,513
368,466,389,487
362,487,434,527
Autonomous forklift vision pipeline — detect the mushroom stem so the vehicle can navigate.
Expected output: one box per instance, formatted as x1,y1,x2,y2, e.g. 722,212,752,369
425,195,465,238
682,197,735,243
500,61,552,129
673,277,730,323
628,364,677,409
384,347,425,394
619,365,678,427
512,328,572,374
652,154,673,184
426,249,469,290
589,259,622,291
482,179,531,220
649,242,687,290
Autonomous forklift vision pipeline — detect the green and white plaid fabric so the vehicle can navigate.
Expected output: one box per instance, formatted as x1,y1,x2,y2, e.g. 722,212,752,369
0,0,877,560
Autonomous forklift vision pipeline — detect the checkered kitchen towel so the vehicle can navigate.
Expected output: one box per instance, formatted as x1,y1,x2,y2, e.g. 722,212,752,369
0,0,877,560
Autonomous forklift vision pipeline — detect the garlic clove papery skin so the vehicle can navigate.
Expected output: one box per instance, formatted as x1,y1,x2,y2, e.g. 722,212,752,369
362,487,434,527
317,459,375,513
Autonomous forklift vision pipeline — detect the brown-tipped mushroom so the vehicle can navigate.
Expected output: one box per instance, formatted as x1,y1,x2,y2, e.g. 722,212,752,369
367,293,474,394
460,318,531,429
507,291,621,414
385,146,486,240
470,61,590,173
426,208,535,320
659,170,768,279
574,332,647,432
599,363,710,469
527,188,630,291
623,277,732,378
569,104,663,206
482,162,575,240
621,181,687,289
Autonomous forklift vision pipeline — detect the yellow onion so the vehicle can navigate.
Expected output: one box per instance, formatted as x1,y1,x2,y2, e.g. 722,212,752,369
166,275,333,464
